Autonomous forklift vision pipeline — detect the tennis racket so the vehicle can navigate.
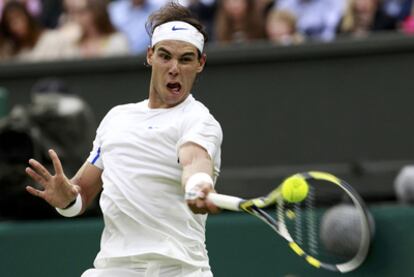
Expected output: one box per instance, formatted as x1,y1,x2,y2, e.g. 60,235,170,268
207,171,372,273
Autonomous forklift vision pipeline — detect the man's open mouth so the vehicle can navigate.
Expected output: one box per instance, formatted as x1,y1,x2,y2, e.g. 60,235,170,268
167,82,182,94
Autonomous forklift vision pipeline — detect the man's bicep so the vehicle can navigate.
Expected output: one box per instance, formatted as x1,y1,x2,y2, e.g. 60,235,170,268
178,142,211,167
177,114,222,165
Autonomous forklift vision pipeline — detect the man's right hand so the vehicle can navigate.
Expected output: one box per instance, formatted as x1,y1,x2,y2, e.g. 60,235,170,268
25,149,80,209
186,182,221,215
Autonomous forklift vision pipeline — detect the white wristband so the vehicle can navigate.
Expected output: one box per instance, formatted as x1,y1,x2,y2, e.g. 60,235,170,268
185,172,213,200
55,194,82,217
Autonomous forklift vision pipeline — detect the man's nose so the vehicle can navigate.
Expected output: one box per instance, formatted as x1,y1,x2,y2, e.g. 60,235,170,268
169,60,179,76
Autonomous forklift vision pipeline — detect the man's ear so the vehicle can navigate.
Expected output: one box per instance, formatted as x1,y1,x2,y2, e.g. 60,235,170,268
146,46,154,66
197,53,207,73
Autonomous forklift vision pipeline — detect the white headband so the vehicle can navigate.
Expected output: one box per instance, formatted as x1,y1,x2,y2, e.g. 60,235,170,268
151,21,204,53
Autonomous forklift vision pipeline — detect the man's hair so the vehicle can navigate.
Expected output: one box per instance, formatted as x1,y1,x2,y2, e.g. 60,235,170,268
146,2,208,44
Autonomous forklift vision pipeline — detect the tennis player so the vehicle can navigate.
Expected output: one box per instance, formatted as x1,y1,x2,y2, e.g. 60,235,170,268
25,3,222,277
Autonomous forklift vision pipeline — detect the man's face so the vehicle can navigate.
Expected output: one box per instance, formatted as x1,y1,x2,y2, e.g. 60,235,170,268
146,40,206,109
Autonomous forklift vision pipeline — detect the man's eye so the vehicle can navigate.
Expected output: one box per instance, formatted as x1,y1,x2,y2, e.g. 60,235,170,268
160,54,171,60
180,57,193,63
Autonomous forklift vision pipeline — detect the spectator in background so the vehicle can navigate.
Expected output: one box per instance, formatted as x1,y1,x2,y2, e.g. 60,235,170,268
66,0,130,58
256,0,275,15
265,9,304,45
0,27,12,59
152,0,190,6
18,0,42,17
188,0,217,39
213,0,266,44
274,0,347,41
108,0,161,54
382,0,412,21
57,0,85,45
0,1,76,61
39,0,64,28
400,0,414,34
0,44,11,60
0,1,43,59
0,0,63,28
189,0,272,40
337,0,397,38
0,0,41,19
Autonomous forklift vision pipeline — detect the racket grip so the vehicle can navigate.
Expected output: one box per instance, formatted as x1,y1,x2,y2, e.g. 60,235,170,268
207,193,242,211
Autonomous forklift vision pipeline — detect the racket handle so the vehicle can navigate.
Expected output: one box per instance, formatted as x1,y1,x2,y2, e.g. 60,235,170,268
207,192,243,211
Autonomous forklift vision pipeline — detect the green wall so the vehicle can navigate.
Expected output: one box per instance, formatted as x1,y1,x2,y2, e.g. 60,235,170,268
0,87,7,117
0,205,413,277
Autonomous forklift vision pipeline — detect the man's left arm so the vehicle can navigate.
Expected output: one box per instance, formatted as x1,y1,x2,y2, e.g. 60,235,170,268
179,142,220,214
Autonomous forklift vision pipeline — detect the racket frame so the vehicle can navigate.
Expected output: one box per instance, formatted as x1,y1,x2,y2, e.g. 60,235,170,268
207,171,372,273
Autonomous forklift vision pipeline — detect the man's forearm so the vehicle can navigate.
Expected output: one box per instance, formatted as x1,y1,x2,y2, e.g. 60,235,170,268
181,156,213,189
70,162,103,214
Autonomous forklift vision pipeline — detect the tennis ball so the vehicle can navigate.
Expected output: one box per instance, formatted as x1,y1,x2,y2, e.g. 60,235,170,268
281,176,309,203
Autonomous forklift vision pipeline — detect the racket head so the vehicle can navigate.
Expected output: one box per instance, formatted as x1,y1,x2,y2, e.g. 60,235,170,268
283,172,372,272
241,171,372,273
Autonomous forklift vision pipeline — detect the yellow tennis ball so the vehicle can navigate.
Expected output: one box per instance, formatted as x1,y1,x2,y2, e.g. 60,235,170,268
281,176,309,203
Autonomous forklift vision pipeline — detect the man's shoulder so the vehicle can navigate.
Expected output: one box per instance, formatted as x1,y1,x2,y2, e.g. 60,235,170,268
181,96,221,127
106,102,141,117
177,97,213,121
183,95,209,113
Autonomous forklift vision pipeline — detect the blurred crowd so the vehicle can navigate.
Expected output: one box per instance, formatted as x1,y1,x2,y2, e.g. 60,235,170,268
0,0,413,62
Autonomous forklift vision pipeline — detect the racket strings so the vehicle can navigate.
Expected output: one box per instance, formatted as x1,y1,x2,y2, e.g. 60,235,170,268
251,172,371,272
209,171,371,273
294,203,303,246
276,197,289,237
305,185,318,256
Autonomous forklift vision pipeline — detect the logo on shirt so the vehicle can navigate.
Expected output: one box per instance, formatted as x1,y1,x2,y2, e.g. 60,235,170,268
172,26,188,31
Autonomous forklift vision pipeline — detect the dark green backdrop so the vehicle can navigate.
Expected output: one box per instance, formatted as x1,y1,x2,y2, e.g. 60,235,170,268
1,35,414,275
1,34,414,200
0,205,413,277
